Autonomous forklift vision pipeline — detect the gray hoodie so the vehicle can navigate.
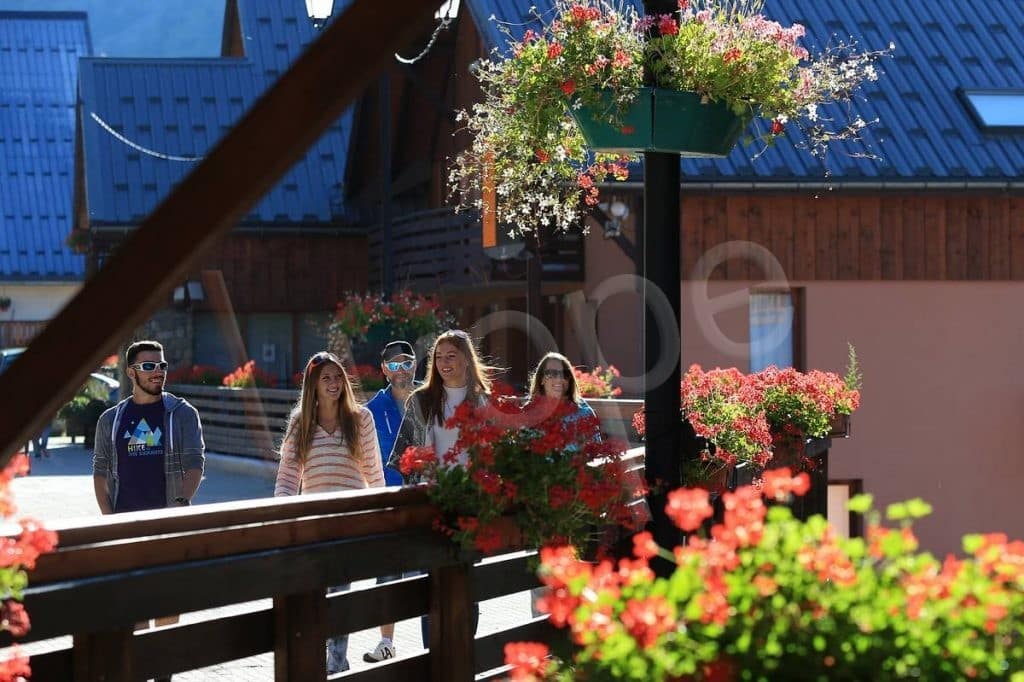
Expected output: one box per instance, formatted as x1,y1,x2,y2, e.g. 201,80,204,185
92,392,205,510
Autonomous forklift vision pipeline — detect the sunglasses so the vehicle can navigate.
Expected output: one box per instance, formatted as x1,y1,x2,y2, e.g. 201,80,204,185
306,352,336,372
384,359,415,372
130,361,168,372
542,369,570,380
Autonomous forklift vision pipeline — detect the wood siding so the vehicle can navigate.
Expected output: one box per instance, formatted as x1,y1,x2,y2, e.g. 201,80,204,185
194,233,367,312
680,194,1024,281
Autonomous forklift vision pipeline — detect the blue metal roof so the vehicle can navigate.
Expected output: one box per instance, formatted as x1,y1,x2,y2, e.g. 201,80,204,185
466,0,645,55
0,11,91,281
464,0,1024,182
79,0,354,227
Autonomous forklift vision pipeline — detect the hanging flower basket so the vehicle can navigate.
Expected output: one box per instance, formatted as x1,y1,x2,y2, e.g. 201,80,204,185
572,88,750,156
651,89,750,156
570,88,654,152
450,0,893,236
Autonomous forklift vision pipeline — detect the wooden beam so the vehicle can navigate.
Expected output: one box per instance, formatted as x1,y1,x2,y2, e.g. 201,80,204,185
30,504,438,584
73,628,135,682
0,0,441,465
274,591,328,681
27,485,430,548
429,563,475,682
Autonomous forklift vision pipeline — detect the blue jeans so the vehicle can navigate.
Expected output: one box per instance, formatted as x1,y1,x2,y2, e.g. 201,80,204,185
326,583,351,673
31,425,51,457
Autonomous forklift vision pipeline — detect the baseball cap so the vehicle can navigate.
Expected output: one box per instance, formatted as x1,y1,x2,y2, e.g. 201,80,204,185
381,340,415,360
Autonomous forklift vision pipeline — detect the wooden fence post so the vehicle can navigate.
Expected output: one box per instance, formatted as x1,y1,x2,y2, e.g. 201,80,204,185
274,591,328,681
429,562,474,682
73,628,135,681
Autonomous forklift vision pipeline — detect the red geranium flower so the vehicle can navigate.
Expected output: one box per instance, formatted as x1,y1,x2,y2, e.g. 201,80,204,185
504,641,550,680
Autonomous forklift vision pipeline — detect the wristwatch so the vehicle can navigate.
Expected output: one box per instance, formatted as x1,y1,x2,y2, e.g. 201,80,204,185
175,497,191,506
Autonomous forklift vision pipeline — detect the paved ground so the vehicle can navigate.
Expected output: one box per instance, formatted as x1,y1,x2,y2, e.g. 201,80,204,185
10,438,532,680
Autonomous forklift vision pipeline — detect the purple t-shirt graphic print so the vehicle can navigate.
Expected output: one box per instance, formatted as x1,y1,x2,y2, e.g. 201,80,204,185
114,400,167,512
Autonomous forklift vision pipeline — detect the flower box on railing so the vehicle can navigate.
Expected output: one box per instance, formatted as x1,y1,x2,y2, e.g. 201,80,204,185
828,412,852,438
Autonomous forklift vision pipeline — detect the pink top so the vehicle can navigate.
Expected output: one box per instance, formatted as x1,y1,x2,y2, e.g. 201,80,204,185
274,407,384,496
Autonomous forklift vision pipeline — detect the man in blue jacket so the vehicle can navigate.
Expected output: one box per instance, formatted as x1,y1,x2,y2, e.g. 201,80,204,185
361,339,417,662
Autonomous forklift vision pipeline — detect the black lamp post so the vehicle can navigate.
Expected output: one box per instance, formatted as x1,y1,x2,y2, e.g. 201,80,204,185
641,0,687,574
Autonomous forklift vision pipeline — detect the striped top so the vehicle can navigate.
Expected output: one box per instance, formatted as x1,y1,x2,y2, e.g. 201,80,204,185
274,407,385,496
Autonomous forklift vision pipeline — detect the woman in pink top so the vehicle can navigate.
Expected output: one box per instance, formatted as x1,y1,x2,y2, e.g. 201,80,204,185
274,350,384,674
275,351,384,496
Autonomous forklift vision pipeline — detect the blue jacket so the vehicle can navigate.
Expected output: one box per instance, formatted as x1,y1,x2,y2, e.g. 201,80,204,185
365,386,407,486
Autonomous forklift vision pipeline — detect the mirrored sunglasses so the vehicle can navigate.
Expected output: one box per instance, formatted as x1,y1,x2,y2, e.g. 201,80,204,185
131,361,168,372
384,359,415,372
543,369,569,379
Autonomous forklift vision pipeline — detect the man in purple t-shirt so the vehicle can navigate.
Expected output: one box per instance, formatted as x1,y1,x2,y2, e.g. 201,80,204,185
92,340,205,680
93,340,205,515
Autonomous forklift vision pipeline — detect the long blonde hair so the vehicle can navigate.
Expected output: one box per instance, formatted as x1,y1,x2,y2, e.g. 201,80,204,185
412,330,494,425
283,351,362,464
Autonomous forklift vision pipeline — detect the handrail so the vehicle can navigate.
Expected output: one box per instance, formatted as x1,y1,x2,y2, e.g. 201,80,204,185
4,488,560,681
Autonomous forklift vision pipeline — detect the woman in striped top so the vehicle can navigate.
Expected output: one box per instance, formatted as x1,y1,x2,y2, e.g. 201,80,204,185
275,351,384,496
273,350,384,674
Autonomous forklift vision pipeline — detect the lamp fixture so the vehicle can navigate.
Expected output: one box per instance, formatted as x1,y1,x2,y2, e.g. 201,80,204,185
172,280,206,307
601,198,629,238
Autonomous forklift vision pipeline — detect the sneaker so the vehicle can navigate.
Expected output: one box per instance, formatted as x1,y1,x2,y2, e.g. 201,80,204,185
362,639,396,663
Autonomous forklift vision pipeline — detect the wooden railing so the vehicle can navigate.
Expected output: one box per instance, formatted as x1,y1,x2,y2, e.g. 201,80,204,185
4,487,561,681
367,208,586,291
368,208,487,290
0,320,46,348
169,384,298,461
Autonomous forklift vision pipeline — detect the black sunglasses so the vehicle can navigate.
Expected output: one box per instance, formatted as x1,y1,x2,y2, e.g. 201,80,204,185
542,369,570,380
130,361,168,372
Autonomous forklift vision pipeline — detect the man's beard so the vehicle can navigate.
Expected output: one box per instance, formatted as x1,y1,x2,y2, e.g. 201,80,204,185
136,378,164,397
392,375,412,390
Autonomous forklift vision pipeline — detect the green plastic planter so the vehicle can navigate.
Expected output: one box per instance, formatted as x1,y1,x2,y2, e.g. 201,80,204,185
651,89,749,157
571,88,749,156
570,88,654,152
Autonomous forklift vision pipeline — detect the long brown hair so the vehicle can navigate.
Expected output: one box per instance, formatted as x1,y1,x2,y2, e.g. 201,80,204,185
412,330,494,425
529,351,582,404
283,351,362,464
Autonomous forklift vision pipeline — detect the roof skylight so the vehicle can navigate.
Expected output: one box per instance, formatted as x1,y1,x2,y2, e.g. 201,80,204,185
960,89,1024,130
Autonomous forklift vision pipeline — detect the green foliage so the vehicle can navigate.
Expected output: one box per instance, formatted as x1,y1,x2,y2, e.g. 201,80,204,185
526,483,1024,681
58,392,108,443
845,343,863,392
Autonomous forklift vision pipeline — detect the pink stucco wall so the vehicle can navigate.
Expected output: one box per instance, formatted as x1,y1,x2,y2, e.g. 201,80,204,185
579,245,1024,553
804,282,1024,556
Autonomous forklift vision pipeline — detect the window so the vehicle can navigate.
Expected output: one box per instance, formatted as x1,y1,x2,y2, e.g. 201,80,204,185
959,89,1024,130
828,479,864,539
749,290,803,372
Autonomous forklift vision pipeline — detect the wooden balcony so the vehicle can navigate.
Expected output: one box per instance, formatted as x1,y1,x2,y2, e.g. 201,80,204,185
0,320,46,348
4,488,556,681
368,208,585,291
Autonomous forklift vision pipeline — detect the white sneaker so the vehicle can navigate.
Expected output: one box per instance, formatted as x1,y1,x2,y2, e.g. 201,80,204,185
362,639,396,663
